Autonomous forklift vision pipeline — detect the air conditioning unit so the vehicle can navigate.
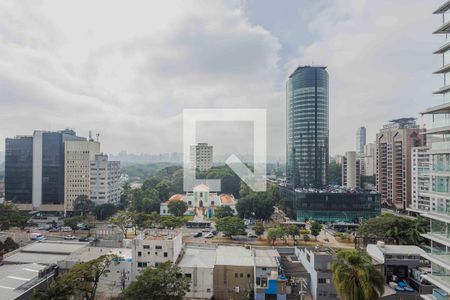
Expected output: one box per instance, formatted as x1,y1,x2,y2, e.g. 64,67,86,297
234,286,240,293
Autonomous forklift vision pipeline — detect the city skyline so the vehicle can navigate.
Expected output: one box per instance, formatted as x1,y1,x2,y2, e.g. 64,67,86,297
0,0,443,158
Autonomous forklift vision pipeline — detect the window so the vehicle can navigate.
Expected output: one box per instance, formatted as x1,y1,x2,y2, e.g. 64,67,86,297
138,251,142,257
262,267,267,271
256,277,261,285
247,273,251,278
207,288,211,293
164,252,168,257
185,273,192,278
143,245,150,249
137,262,147,268
240,273,243,278
318,278,330,284
155,245,162,250
235,273,238,278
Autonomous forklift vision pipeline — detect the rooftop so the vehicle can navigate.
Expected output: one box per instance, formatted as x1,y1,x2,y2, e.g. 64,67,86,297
3,241,88,265
64,247,132,263
289,65,327,78
255,249,280,268
178,246,216,269
216,245,254,267
0,263,53,300
138,229,181,241
219,194,235,205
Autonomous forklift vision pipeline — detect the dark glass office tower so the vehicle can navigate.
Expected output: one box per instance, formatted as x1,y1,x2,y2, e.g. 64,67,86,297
286,66,329,188
5,136,33,203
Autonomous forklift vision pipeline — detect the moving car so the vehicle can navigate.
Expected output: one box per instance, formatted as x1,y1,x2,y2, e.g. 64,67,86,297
61,226,72,232
193,232,202,238
64,235,76,240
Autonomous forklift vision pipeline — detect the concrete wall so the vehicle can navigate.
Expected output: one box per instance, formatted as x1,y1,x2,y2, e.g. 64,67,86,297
213,265,254,300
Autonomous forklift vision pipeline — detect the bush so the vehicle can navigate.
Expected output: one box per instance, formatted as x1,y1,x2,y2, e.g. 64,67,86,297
303,235,310,242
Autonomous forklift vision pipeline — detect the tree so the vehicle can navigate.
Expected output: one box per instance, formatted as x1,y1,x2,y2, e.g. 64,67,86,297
121,262,190,300
73,195,95,216
328,161,342,185
214,205,234,219
110,211,132,238
216,216,245,237
155,180,171,201
142,176,162,191
358,214,429,245
160,216,185,229
332,250,385,300
2,237,19,252
32,279,75,300
0,203,28,230
267,227,285,246
310,221,322,240
286,225,300,245
94,203,118,221
254,221,265,238
63,215,84,230
168,201,188,217
60,255,119,300
236,192,274,220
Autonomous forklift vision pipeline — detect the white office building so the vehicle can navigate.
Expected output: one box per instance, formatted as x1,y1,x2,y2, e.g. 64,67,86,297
64,140,100,213
131,229,182,279
90,154,121,205
341,151,361,188
362,142,376,177
190,143,213,171
178,246,216,299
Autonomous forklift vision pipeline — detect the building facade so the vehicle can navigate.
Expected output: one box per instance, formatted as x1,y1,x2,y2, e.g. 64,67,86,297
5,130,85,211
411,3,450,299
131,229,182,279
160,184,236,218
64,140,100,213
375,119,425,210
356,126,366,154
410,146,431,212
296,247,338,300
341,151,361,188
286,66,329,188
362,142,376,177
190,143,213,171
90,154,121,205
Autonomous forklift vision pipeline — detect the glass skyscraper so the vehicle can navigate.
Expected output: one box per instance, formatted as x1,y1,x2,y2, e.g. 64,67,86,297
356,126,366,154
286,66,329,188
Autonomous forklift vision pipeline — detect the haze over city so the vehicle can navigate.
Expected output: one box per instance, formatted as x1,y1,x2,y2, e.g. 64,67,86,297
0,0,443,158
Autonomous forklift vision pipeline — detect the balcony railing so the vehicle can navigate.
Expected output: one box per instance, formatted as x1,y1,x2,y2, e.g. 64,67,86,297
433,288,450,300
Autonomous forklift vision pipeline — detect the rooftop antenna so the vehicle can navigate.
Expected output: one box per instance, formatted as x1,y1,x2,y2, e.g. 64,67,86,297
89,131,93,141
96,133,100,142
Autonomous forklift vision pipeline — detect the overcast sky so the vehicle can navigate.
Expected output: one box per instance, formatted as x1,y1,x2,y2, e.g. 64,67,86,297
0,0,444,160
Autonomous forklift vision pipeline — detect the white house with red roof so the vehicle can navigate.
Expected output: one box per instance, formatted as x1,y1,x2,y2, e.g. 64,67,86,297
160,184,236,218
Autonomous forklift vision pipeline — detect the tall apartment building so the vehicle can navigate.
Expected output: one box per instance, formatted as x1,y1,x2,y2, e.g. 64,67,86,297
286,66,329,188
375,118,425,210
410,146,431,212
362,142,376,177
5,130,85,211
356,126,366,154
190,143,213,171
64,140,100,213
90,154,121,205
415,3,450,298
341,151,361,188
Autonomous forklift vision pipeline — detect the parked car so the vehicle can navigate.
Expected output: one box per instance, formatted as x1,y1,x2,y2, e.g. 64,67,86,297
204,232,214,239
211,230,218,236
247,232,258,238
64,235,76,240
61,226,72,232
193,232,202,238
78,237,89,242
